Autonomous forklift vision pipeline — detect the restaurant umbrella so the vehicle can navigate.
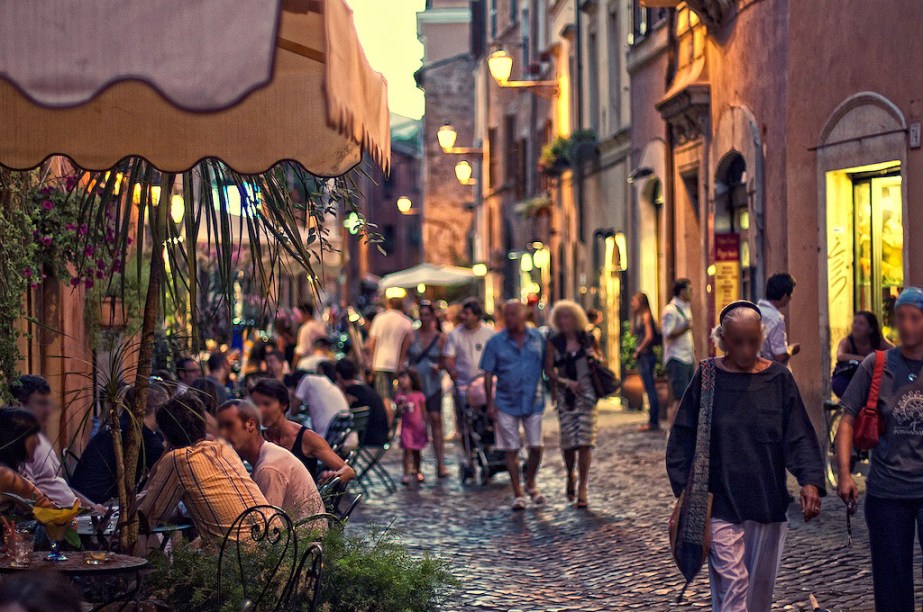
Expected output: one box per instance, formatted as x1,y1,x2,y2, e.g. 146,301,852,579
0,0,389,550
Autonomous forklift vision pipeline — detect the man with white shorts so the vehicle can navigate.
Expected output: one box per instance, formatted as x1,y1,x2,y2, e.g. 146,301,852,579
480,300,546,511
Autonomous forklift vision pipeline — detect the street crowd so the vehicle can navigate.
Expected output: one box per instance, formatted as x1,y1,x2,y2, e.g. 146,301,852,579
3,275,923,611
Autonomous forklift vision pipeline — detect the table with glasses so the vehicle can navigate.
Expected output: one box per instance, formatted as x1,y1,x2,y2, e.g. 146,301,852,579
0,552,148,611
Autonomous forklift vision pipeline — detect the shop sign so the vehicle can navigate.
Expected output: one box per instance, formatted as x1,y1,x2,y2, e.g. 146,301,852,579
714,233,741,321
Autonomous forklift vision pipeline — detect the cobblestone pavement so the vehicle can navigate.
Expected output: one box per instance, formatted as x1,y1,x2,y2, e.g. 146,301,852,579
351,407,920,611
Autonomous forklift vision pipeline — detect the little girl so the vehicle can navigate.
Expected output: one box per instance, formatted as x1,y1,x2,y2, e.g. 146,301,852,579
396,370,428,485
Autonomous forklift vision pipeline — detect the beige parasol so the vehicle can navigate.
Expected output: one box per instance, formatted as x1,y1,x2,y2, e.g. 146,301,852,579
0,0,390,175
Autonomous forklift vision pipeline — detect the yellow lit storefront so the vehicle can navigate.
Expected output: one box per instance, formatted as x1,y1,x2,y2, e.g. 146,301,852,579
826,161,904,364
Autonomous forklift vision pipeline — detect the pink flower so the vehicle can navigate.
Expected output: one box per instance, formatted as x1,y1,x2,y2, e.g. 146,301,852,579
65,223,77,231
126,237,133,245
84,278,94,289
95,269,105,279
65,175,78,192
39,187,52,196
40,236,52,246
78,224,88,236
70,278,80,287
41,200,54,211
22,268,32,278
95,258,106,268
84,245,95,257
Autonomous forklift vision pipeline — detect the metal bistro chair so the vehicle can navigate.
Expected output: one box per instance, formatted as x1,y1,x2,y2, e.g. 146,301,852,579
353,402,405,495
324,411,354,457
217,505,324,612
349,405,370,445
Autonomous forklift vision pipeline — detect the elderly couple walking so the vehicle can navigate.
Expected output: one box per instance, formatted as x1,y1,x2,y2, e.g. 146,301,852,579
669,286,923,612
481,299,602,512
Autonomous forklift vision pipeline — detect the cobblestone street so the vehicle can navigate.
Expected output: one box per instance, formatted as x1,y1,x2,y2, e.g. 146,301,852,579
352,407,920,611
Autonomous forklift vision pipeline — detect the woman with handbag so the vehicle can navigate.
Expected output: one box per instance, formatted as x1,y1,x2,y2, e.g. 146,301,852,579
545,300,602,508
837,287,923,612
831,311,891,397
398,302,449,478
666,301,824,611
631,292,662,432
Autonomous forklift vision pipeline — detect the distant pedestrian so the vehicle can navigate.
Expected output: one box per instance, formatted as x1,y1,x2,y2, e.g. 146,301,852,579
398,301,448,477
367,297,413,399
662,279,695,422
667,301,824,612
545,300,600,509
630,292,661,432
481,300,546,511
293,302,327,367
586,308,604,346
205,352,231,404
395,370,428,485
837,287,923,612
831,310,891,398
443,297,495,428
758,273,800,365
175,356,201,395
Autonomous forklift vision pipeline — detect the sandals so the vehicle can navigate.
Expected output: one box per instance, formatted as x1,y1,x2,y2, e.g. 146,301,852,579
526,487,546,506
437,466,450,479
401,475,411,486
575,496,589,509
511,497,527,511
565,475,576,502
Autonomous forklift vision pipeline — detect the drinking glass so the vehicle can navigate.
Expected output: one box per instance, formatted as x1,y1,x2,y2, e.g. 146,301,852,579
10,533,33,568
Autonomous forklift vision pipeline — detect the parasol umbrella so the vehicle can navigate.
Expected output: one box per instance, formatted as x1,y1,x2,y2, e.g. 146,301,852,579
0,0,390,175
380,262,477,289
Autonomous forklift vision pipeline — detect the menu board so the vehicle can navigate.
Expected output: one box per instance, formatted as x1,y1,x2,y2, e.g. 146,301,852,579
714,233,741,322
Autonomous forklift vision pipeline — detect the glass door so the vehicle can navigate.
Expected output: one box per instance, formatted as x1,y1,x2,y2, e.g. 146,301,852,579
852,173,903,336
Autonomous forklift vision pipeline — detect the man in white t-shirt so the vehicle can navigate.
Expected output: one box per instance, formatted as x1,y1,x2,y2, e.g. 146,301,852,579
661,279,695,422
293,303,328,368
216,400,325,526
758,273,800,366
294,372,350,438
367,297,413,399
443,298,494,429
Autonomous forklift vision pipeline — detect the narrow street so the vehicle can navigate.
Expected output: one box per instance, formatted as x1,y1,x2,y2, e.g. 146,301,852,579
353,408,915,611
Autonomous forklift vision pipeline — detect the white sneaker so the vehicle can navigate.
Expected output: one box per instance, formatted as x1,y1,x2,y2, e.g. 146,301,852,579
511,496,527,511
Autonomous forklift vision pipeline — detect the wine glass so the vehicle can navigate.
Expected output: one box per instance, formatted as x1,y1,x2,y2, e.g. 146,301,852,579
44,522,69,562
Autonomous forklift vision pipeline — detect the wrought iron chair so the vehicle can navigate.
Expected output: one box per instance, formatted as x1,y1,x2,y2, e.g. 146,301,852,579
353,402,405,494
282,542,324,611
349,405,370,443
217,504,324,612
324,411,354,456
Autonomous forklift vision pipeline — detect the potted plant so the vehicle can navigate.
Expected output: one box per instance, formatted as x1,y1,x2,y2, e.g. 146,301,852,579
537,136,571,176
619,322,644,411
653,344,671,418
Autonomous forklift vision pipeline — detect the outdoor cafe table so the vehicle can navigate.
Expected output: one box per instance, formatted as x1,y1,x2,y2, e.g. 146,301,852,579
0,552,148,610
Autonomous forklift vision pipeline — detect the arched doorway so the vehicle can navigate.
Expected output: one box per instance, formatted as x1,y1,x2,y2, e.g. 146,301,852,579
638,177,663,314
714,152,757,301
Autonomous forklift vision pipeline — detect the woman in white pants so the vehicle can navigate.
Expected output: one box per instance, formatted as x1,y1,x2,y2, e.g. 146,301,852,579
666,301,825,611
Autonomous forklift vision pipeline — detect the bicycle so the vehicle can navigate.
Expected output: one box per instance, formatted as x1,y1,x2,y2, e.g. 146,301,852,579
822,398,870,489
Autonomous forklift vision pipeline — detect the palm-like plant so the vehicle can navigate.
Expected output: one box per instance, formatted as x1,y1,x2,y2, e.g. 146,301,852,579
4,157,365,550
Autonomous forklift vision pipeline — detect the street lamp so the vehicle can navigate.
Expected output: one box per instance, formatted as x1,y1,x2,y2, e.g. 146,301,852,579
397,195,412,214
454,161,476,186
436,122,483,155
487,48,558,92
472,263,488,277
170,194,185,224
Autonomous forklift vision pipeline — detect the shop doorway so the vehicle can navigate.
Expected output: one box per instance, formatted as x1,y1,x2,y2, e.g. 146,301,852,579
714,152,756,301
826,161,904,363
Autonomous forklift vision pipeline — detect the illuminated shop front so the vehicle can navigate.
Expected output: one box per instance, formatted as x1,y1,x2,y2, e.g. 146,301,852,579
826,161,904,356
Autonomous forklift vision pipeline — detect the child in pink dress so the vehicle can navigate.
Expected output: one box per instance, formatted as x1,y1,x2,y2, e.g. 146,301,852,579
396,370,428,485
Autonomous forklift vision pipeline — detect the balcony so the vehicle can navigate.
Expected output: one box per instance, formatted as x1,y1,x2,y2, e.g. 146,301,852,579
639,0,736,30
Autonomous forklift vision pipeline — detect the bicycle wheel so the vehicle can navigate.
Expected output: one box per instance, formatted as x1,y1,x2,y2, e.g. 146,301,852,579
824,409,842,489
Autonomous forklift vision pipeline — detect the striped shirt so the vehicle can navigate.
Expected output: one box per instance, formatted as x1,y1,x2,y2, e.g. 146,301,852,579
137,440,266,541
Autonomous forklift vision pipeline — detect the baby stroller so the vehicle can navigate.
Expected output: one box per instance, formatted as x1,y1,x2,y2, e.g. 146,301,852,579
457,377,509,485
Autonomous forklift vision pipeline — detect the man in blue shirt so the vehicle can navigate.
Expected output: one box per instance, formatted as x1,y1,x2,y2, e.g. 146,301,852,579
480,300,546,511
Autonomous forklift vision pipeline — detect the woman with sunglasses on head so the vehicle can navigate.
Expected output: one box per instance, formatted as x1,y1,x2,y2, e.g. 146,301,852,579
666,301,825,611
837,287,923,611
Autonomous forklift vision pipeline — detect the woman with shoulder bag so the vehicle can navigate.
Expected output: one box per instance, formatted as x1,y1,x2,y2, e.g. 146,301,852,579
837,287,923,612
831,311,891,398
544,300,600,509
398,302,449,478
666,301,824,611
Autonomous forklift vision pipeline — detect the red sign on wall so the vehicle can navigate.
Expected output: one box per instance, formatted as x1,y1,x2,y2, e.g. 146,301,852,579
714,233,741,322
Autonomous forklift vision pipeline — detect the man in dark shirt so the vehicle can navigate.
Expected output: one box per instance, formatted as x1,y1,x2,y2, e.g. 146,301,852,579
71,384,167,504
332,359,391,446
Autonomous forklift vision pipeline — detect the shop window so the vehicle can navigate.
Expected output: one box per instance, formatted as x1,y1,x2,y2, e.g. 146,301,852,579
826,162,903,359
714,153,754,300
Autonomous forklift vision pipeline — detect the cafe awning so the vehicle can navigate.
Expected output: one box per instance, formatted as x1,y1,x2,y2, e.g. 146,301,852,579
379,263,477,290
0,0,390,176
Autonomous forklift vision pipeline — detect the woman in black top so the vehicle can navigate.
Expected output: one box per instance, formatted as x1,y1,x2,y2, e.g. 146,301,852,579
666,301,824,611
831,310,891,397
630,292,661,431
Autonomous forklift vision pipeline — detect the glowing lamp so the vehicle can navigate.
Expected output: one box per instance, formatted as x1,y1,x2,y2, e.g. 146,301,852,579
437,123,458,152
488,48,514,84
472,263,488,277
170,194,185,224
520,252,534,272
397,196,412,214
455,160,473,185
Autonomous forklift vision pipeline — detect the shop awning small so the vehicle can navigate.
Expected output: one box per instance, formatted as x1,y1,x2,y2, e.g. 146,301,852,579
379,263,476,290
0,0,390,176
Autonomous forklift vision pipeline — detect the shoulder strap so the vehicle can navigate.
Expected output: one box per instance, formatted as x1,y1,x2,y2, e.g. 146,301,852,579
866,350,886,411
411,334,440,367
848,335,859,354
292,425,307,458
